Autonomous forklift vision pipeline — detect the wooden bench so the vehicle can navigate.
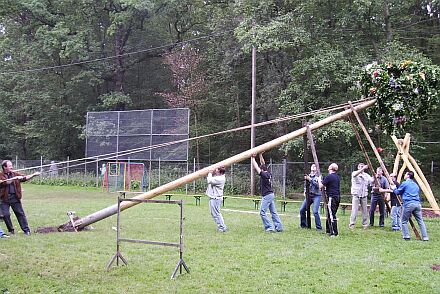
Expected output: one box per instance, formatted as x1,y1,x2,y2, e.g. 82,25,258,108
222,196,261,210
164,193,204,206
277,199,303,212
117,191,144,199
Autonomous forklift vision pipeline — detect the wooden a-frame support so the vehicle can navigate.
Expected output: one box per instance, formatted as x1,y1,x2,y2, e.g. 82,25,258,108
391,134,440,215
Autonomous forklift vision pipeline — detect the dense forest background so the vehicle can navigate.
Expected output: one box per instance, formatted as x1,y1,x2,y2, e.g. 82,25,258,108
0,0,439,170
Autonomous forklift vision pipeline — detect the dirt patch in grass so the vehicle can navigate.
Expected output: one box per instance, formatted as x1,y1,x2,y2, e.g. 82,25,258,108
35,216,82,233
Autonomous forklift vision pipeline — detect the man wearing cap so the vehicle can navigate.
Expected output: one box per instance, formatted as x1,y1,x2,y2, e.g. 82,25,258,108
206,166,228,232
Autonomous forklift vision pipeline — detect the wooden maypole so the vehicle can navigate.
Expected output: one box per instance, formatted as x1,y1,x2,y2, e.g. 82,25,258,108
73,99,376,230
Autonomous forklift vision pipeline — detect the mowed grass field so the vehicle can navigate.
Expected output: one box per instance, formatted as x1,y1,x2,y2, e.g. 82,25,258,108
0,184,439,293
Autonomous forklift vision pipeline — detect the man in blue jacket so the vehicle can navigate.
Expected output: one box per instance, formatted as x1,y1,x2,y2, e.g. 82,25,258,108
300,164,322,230
390,171,428,241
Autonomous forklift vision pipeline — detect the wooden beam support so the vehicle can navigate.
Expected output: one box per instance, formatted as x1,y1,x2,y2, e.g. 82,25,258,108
391,135,440,215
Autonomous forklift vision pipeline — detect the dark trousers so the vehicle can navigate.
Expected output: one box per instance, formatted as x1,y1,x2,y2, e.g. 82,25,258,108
326,195,340,236
1,197,30,233
370,195,385,227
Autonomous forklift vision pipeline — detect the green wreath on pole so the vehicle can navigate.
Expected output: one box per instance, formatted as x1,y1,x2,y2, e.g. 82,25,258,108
360,60,440,135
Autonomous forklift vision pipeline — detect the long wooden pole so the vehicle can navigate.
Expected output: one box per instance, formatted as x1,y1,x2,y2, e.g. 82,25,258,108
73,99,376,229
306,125,330,232
250,45,256,196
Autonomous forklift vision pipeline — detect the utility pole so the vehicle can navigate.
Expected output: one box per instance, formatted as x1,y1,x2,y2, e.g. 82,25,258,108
250,45,256,196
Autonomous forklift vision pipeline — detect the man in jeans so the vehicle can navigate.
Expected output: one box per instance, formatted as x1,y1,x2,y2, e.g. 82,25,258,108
349,163,373,229
388,173,402,231
389,171,428,241
369,167,389,227
206,166,228,232
251,153,283,232
300,164,322,231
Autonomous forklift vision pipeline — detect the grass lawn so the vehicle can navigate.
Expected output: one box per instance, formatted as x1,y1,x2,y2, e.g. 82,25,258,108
0,184,439,293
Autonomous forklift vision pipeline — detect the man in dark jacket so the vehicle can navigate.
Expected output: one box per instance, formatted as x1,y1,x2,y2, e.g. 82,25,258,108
0,160,40,235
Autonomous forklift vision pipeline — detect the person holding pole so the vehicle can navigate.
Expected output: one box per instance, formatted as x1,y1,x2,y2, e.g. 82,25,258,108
319,163,340,237
349,163,373,229
369,167,389,227
388,173,402,231
0,160,40,236
206,166,228,232
387,171,428,241
300,164,322,231
251,153,283,232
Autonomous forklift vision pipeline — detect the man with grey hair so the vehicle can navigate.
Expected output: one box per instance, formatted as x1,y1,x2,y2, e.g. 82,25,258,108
320,163,340,237
206,166,228,232
349,163,373,229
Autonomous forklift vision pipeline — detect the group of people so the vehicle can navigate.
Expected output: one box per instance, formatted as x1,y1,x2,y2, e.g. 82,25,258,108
206,153,340,236
0,154,430,242
206,154,429,241
348,163,428,240
0,160,40,239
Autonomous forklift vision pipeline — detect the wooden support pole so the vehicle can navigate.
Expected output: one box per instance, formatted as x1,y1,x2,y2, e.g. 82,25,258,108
347,116,381,188
347,115,391,214
306,125,328,231
73,99,376,229
391,136,440,215
396,134,411,182
348,102,421,239
303,121,311,229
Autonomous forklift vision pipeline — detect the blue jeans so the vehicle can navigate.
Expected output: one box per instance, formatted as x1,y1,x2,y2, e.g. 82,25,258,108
209,198,227,231
401,202,428,240
260,193,283,231
391,205,402,230
299,195,322,230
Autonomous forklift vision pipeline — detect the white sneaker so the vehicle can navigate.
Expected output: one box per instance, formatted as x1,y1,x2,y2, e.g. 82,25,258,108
0,234,10,239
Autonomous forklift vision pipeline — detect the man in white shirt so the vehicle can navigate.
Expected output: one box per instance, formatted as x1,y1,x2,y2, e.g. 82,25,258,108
349,163,373,229
206,166,227,232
